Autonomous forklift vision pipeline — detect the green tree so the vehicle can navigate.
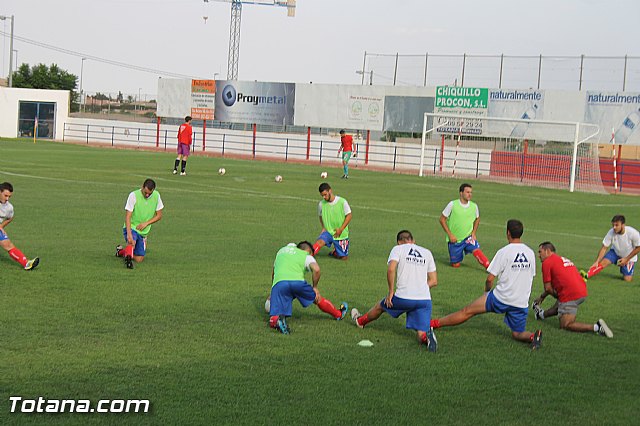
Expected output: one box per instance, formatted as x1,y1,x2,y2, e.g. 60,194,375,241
11,63,79,112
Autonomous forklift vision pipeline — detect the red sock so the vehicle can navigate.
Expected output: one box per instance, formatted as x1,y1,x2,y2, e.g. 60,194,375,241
117,247,126,257
451,262,461,268
124,245,134,257
8,247,28,267
269,315,279,328
473,249,490,268
312,243,321,256
317,297,341,318
588,264,604,278
420,332,428,344
357,313,370,327
431,319,441,329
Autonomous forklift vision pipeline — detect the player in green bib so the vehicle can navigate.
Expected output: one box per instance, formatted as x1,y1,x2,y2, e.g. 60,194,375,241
312,183,352,260
115,179,164,269
439,183,490,269
267,241,348,334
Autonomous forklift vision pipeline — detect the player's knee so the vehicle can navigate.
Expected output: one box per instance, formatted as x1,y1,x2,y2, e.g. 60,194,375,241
623,275,633,282
133,256,145,263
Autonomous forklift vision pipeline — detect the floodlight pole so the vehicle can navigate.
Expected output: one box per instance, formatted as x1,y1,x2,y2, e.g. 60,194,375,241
227,0,242,80
0,15,15,87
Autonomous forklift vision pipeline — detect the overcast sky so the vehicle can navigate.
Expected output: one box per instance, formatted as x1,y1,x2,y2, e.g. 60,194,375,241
1,0,639,98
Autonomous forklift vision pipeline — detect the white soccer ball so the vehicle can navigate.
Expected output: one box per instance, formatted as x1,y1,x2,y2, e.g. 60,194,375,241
275,175,283,183
264,298,271,313
218,167,226,175
320,171,328,179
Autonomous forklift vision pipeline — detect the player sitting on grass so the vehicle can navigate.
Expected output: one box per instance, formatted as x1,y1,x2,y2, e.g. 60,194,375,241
0,182,39,271
532,242,612,338
268,241,348,334
580,215,640,283
431,219,543,350
351,230,438,351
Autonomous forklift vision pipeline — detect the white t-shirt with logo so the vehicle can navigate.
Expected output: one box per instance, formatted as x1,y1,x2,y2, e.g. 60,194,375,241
487,243,536,308
603,226,640,262
388,243,436,300
0,200,14,223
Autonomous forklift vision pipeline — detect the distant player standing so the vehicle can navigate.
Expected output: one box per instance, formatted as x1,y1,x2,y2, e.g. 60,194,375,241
312,183,352,260
115,179,164,269
268,241,348,334
431,220,542,350
439,183,490,269
338,129,356,179
173,116,192,176
0,182,39,270
351,230,438,351
532,242,613,338
581,215,640,283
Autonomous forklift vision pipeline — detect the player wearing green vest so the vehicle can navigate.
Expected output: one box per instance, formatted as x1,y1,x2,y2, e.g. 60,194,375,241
115,179,164,269
439,183,490,269
312,182,352,260
268,241,348,334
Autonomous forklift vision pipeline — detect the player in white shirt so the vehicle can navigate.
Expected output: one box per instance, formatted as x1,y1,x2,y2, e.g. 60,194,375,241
0,182,39,270
350,230,438,351
581,215,640,283
431,220,543,350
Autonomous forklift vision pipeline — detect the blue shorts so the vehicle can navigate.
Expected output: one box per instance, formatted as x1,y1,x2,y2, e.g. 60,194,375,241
0,229,8,242
604,249,635,276
448,236,481,264
317,230,349,257
485,291,528,333
122,228,147,257
269,280,316,317
380,296,432,332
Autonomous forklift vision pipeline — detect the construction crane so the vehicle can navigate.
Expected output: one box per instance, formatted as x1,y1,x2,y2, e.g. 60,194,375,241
204,0,296,80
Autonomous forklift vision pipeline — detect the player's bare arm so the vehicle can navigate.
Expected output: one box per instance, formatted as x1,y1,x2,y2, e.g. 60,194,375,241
620,246,640,266
439,214,457,243
472,217,480,240
136,209,163,232
485,273,496,293
427,271,438,288
592,245,609,268
334,213,352,238
385,260,397,307
309,261,321,288
125,210,134,245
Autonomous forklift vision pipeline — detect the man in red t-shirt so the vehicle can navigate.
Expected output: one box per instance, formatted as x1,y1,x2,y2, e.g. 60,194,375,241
338,129,357,179
173,116,193,176
532,242,612,338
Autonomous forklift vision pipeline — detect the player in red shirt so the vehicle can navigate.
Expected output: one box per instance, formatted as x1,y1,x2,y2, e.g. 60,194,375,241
338,129,357,179
532,242,612,338
173,116,193,176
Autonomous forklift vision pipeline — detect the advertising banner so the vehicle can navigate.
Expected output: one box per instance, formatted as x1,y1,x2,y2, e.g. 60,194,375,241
435,86,488,135
487,89,547,139
215,81,295,126
585,91,640,145
190,80,216,120
157,78,192,118
383,96,434,132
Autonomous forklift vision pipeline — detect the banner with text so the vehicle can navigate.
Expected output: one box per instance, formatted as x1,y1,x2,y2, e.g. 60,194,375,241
585,91,640,145
190,80,216,120
487,89,550,140
435,86,488,135
215,81,295,126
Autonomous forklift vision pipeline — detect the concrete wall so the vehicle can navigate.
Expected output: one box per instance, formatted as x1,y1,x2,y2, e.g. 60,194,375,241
0,87,70,139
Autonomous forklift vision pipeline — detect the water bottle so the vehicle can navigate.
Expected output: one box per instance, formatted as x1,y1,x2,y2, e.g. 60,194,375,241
509,104,539,139
613,108,640,144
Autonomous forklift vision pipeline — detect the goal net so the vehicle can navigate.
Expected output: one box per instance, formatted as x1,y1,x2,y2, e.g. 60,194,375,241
419,112,603,193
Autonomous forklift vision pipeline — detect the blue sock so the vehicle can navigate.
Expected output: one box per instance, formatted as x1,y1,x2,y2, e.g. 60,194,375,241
343,164,348,175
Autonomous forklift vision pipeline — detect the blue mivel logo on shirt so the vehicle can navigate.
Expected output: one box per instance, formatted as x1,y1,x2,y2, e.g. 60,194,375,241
512,252,531,269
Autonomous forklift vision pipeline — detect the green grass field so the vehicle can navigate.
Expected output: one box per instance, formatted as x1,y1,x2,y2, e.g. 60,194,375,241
1,138,639,425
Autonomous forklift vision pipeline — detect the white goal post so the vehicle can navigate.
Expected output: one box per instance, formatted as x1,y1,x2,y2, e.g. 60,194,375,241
419,112,601,192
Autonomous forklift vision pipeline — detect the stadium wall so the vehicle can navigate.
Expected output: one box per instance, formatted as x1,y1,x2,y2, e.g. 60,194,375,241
0,87,69,139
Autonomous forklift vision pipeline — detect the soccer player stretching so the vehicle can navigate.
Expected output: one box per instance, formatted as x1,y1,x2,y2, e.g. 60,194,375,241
439,183,490,269
431,220,542,350
0,182,39,270
268,241,348,334
581,215,640,283
313,182,352,260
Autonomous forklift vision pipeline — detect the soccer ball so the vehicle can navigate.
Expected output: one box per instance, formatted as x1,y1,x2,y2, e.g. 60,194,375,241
264,298,271,313
275,175,283,183
320,171,328,179
218,167,226,176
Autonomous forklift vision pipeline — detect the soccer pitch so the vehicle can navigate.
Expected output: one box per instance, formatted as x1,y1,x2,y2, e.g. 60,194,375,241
1,139,638,425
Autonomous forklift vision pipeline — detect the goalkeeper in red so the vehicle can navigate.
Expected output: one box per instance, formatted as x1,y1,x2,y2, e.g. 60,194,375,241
439,183,490,269
268,241,348,334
